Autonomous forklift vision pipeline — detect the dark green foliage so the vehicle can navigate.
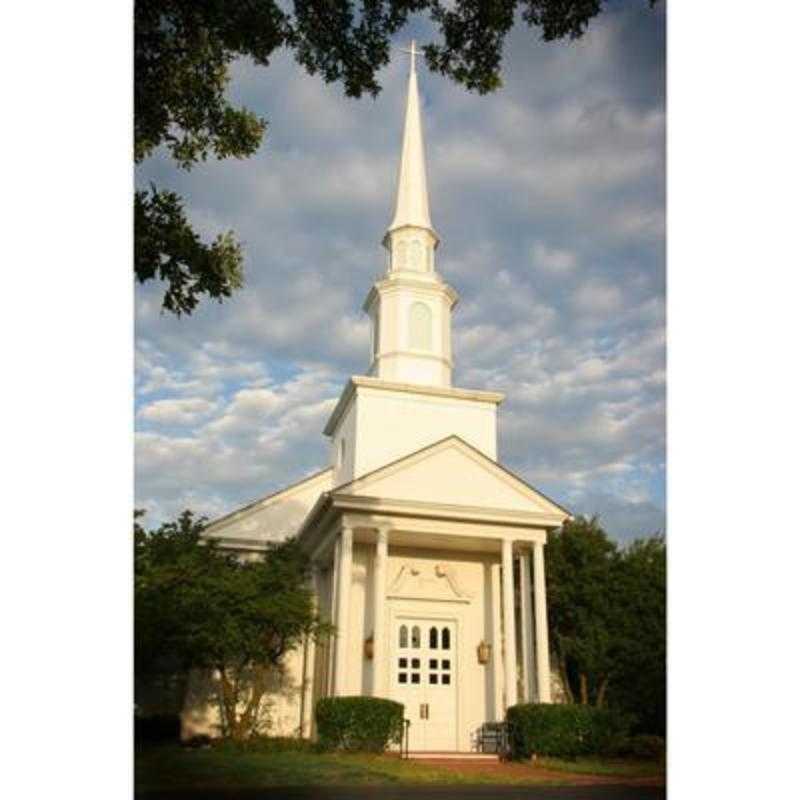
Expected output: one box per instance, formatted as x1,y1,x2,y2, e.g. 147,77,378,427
545,517,666,735
605,537,666,735
134,1,658,315
135,187,243,316
315,697,404,752
610,734,666,761
546,516,619,707
507,703,632,759
134,509,325,740
135,714,181,744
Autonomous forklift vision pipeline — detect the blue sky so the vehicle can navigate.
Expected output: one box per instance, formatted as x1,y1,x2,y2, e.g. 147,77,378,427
135,2,665,542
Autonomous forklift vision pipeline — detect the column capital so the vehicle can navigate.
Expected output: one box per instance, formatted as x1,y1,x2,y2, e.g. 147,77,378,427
376,524,390,544
340,524,354,551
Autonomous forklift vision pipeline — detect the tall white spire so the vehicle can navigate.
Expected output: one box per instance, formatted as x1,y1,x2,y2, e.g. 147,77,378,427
387,41,435,237
364,42,456,389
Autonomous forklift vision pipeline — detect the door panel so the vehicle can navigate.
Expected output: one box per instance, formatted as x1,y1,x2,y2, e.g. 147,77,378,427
391,618,457,751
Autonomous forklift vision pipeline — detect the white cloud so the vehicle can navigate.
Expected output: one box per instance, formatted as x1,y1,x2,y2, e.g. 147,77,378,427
137,397,217,425
572,282,625,316
531,241,578,274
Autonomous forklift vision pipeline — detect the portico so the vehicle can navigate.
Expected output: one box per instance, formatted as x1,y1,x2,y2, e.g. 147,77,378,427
297,435,565,751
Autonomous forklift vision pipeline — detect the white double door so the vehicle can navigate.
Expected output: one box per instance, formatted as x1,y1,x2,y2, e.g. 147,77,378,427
390,616,458,751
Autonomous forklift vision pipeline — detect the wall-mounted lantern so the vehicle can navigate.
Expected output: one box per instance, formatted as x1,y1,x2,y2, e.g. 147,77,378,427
364,634,374,660
477,640,492,665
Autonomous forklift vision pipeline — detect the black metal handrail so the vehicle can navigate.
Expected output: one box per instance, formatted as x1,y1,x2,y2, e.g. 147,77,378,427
475,721,514,759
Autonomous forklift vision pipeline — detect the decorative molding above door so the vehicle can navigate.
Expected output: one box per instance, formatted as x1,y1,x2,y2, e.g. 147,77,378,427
388,560,473,603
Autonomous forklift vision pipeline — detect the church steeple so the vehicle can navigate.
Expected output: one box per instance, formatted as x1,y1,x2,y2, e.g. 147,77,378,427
363,44,458,388
386,41,436,238
382,41,440,276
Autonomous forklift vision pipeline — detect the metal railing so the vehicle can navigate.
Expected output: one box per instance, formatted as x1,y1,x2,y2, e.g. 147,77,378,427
476,721,514,759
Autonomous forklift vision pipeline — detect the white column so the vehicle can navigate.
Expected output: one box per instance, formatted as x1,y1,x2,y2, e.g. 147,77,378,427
518,550,535,702
501,538,518,708
490,562,504,719
301,565,320,736
533,540,552,703
326,539,340,695
371,526,389,697
333,525,353,696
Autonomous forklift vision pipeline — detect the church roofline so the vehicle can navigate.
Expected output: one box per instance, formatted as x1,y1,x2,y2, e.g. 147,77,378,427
323,376,505,437
202,466,333,537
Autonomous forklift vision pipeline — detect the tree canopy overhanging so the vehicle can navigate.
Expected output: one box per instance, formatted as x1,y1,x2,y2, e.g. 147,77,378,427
134,0,659,316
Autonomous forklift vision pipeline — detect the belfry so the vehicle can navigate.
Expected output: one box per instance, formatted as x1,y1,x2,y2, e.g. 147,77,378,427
189,43,571,752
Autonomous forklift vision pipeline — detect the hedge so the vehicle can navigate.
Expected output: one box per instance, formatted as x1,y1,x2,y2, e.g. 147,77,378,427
507,703,632,759
315,696,404,752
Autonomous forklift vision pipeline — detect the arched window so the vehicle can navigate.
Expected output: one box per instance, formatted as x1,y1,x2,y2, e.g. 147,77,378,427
429,626,438,649
411,626,421,648
399,625,408,648
408,302,433,351
441,627,451,650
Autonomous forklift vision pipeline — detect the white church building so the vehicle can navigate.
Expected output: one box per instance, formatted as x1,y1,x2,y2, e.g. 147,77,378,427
187,46,571,753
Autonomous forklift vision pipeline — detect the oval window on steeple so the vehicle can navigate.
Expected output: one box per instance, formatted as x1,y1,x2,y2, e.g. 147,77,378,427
409,302,433,351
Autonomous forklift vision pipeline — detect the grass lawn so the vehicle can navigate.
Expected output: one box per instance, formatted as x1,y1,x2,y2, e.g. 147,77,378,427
537,757,665,778
135,744,665,791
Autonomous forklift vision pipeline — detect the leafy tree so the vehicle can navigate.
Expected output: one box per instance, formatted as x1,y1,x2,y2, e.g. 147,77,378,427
545,517,665,734
607,536,666,734
546,516,619,706
134,509,324,740
134,1,659,314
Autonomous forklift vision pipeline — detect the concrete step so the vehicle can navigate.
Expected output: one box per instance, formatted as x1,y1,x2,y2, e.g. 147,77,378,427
407,751,499,761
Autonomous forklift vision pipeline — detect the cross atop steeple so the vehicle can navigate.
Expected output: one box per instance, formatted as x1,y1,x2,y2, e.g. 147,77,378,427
400,39,420,74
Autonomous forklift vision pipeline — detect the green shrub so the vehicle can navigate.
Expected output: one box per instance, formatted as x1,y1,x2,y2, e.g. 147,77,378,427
507,703,632,760
315,696,404,752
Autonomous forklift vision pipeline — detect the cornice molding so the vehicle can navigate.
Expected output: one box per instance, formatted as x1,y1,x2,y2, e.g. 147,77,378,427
362,275,459,313
330,493,566,528
323,376,505,436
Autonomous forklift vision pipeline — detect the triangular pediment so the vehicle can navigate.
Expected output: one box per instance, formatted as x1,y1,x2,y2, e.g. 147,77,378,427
334,436,568,519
